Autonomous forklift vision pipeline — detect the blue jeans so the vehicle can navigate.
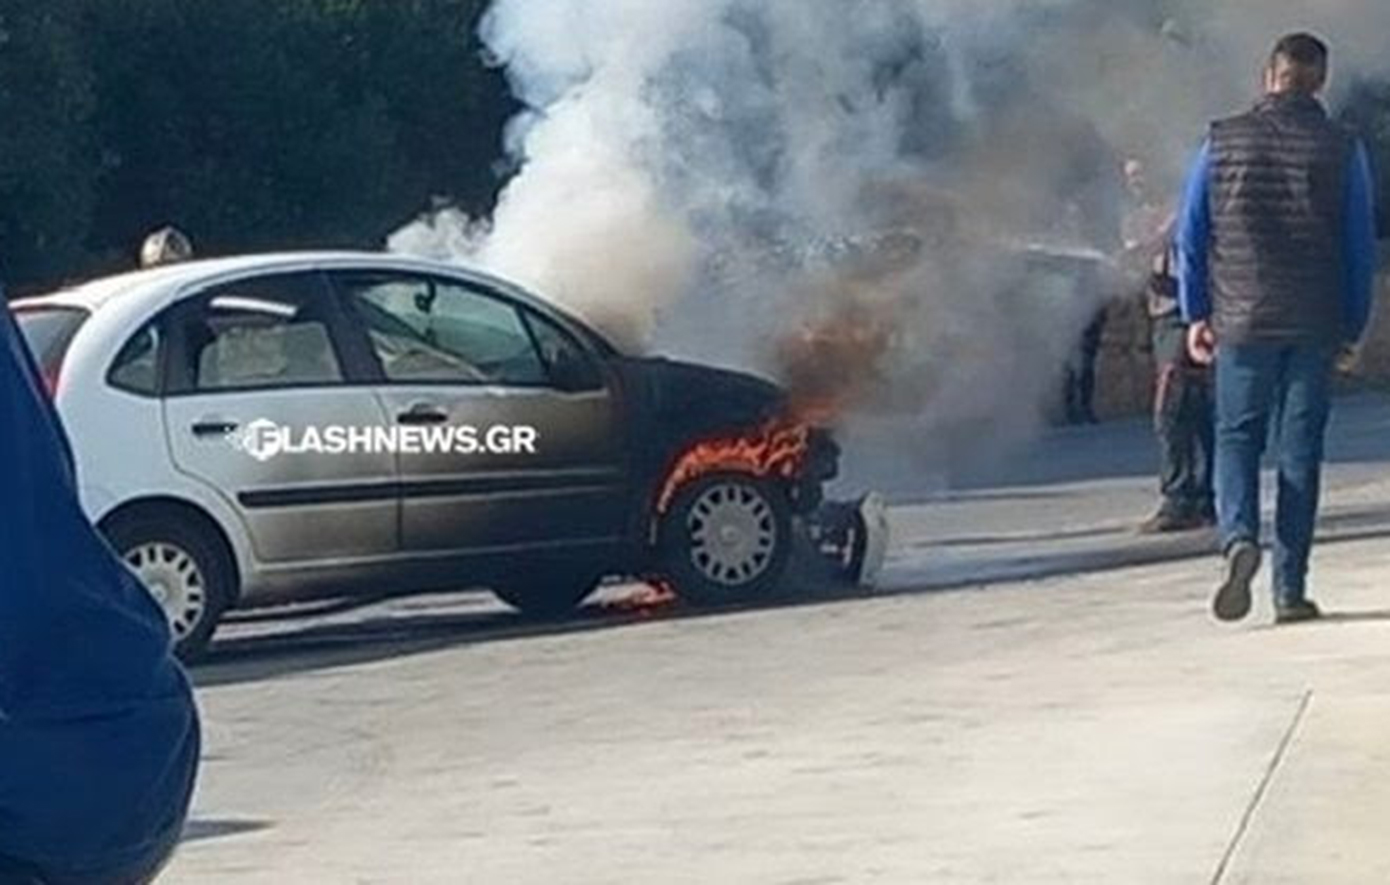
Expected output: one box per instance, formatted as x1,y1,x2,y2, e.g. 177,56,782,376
1215,343,1335,603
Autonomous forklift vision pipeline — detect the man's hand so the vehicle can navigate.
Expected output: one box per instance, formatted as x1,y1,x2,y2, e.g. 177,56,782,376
1187,321,1216,366
1336,343,1362,376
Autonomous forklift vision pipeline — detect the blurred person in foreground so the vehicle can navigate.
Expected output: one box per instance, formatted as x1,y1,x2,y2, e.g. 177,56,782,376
0,304,199,881
1124,158,1215,534
1177,33,1377,624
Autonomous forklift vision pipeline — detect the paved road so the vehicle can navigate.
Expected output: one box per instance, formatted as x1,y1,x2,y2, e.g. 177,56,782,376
166,397,1390,883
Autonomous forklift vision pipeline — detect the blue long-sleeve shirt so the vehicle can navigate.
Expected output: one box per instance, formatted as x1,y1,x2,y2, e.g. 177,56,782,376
1177,138,1378,342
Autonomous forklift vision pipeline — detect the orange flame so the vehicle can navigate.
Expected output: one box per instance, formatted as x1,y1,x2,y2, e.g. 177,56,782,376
602,578,680,616
775,300,894,421
656,419,812,515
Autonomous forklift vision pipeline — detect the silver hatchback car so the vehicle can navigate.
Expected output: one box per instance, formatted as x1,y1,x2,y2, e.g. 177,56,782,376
14,253,839,660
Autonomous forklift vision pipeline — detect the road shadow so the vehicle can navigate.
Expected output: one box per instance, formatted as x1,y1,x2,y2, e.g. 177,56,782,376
225,594,396,626
1322,610,1390,625
181,818,274,844
193,501,1390,691
197,599,749,689
925,524,1125,548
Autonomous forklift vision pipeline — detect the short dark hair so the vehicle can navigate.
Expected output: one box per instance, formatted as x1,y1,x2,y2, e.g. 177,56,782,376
1273,33,1328,67
1272,33,1329,68
1269,33,1329,93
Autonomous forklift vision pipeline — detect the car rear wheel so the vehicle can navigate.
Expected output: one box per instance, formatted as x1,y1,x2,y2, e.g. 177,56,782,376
105,511,233,663
658,473,793,607
494,571,601,619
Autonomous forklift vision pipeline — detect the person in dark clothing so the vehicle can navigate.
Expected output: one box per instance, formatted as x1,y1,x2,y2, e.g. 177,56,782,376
0,304,199,881
1059,176,1120,428
1177,33,1378,624
1125,159,1216,533
1065,308,1105,425
1144,246,1216,531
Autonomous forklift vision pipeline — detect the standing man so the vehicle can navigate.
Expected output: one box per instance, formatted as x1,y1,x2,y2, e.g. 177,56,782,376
1061,194,1118,427
1126,159,1216,533
1178,33,1377,624
1064,309,1105,425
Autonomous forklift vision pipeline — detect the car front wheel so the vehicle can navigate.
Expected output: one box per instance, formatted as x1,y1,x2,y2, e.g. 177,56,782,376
106,512,232,663
658,473,793,607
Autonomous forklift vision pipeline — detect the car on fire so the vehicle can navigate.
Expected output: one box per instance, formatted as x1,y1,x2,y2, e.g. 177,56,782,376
12,253,839,660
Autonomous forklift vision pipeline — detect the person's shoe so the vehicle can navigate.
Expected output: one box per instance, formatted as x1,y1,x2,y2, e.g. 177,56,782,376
1274,599,1322,625
1213,541,1261,622
1139,509,1204,535
1195,505,1217,528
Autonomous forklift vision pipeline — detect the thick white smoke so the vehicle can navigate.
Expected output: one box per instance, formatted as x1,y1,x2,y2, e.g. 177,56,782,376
390,0,1390,476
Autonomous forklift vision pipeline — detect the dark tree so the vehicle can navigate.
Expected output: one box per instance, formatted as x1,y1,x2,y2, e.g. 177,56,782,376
82,0,512,272
0,1,98,286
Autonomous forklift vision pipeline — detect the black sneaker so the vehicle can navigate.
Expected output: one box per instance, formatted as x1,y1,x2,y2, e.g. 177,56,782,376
1139,509,1205,535
1213,541,1261,622
1275,599,1322,625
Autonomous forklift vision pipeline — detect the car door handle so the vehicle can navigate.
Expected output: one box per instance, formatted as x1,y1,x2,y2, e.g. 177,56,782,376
397,405,449,426
192,420,240,438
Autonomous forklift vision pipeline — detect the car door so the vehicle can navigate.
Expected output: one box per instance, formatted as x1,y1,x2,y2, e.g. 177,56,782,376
328,269,628,554
162,271,400,566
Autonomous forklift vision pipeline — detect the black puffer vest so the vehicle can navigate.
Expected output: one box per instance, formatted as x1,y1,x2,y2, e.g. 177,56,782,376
1208,93,1352,345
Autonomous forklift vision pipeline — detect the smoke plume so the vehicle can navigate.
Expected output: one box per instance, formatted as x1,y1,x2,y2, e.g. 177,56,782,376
391,0,1390,476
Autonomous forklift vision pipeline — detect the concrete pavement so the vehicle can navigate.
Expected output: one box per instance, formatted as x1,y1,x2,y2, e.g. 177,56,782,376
165,397,1390,884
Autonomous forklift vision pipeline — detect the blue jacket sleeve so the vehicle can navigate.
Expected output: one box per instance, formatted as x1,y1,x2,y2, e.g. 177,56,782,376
1344,141,1377,343
1176,140,1213,324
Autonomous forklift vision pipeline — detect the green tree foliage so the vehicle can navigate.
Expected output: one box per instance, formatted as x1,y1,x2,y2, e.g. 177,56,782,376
0,0,512,291
0,2,97,284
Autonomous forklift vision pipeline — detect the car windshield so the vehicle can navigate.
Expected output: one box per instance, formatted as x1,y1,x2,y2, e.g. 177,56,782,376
13,306,89,378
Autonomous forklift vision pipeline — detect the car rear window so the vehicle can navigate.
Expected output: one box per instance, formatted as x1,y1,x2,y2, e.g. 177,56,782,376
13,306,89,376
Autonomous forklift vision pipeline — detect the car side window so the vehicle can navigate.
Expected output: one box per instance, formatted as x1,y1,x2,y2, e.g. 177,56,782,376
108,323,163,396
524,311,604,392
175,273,345,393
336,273,547,386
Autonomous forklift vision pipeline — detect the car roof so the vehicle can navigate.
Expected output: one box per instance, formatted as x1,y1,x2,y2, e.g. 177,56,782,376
11,251,623,359
11,251,547,314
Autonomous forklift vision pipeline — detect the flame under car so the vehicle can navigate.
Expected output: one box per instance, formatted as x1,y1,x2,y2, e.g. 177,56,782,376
11,252,842,661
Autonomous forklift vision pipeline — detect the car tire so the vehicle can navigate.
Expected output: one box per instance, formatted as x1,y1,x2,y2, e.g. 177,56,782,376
105,511,233,664
493,571,601,619
658,472,793,607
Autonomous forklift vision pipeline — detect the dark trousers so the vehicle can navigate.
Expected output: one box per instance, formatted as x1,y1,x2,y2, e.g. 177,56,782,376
1066,312,1106,423
1215,343,1335,603
1152,316,1214,515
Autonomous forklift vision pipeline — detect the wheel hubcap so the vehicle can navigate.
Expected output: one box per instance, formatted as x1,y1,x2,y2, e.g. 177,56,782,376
687,482,777,587
124,542,208,641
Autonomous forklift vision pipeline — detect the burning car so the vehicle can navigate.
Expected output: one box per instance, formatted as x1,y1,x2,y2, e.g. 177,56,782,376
11,252,868,660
